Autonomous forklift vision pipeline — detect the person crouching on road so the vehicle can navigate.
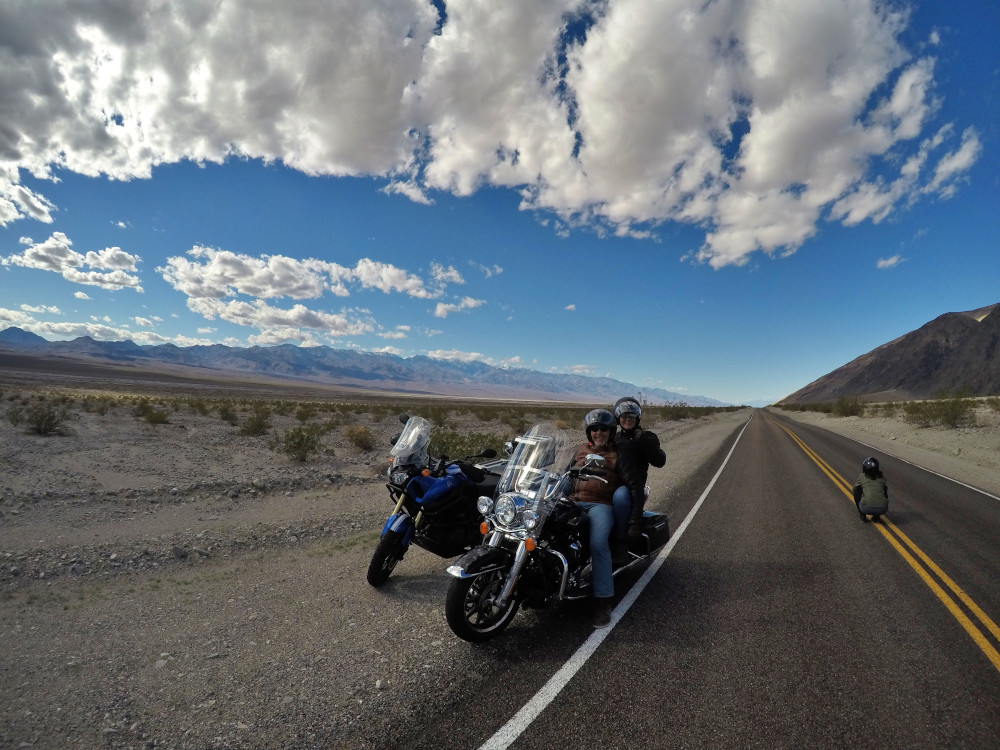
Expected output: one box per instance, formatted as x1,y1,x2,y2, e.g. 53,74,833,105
612,397,666,543
568,408,628,629
853,456,888,523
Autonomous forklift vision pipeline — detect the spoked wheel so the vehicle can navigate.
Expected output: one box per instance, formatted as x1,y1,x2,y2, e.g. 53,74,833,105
445,567,520,642
367,529,406,587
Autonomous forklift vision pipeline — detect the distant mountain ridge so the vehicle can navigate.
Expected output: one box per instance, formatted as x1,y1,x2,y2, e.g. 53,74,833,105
0,327,727,406
780,303,1000,404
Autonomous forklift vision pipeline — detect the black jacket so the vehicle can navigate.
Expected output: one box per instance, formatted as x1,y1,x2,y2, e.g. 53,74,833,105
614,426,666,501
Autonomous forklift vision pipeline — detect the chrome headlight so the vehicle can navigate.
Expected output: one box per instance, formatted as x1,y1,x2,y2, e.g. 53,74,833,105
477,495,494,515
523,510,540,530
495,494,518,526
390,470,411,487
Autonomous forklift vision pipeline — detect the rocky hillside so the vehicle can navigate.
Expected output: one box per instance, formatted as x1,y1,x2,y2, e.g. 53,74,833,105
780,303,1000,404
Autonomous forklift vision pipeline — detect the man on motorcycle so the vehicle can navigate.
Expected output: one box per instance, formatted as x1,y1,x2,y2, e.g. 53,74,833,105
612,397,666,541
568,408,629,628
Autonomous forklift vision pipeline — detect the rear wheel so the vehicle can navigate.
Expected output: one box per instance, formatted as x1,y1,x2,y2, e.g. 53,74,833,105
367,529,406,587
445,566,520,642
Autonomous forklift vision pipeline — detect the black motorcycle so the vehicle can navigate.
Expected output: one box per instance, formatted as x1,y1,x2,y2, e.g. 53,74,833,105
366,415,505,587
444,423,669,642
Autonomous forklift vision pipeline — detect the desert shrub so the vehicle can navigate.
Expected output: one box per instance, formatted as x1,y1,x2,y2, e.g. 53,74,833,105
344,425,376,452
144,408,170,425
987,397,1000,414
932,391,976,428
218,401,239,425
25,401,68,435
6,404,25,426
188,398,211,416
272,424,325,461
238,407,272,436
295,404,317,423
832,396,864,417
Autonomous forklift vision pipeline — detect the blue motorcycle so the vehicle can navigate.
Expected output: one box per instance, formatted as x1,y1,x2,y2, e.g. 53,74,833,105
366,415,505,587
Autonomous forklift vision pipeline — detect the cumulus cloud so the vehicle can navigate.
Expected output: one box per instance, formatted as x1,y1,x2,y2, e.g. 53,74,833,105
433,296,486,318
74,291,91,300
186,297,375,338
0,306,203,346
0,0,981,267
1,232,142,291
20,304,61,314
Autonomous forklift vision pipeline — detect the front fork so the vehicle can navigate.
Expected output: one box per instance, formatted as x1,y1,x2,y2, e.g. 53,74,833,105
382,489,422,543
495,539,529,608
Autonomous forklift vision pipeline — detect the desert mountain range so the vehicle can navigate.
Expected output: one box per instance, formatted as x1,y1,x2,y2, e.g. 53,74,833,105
780,302,1000,404
0,327,726,406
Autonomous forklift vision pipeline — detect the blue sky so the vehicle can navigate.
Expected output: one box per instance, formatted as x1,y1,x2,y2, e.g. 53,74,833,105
0,0,996,406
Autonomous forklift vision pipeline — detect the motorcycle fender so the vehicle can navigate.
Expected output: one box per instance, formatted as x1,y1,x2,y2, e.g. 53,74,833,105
382,514,415,548
446,546,512,580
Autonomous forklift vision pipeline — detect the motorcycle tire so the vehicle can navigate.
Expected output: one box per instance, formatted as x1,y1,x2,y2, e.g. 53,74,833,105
366,529,406,587
445,566,520,642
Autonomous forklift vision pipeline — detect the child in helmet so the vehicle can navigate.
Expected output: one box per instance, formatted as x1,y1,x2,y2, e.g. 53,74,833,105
852,456,889,523
567,408,628,628
612,397,666,540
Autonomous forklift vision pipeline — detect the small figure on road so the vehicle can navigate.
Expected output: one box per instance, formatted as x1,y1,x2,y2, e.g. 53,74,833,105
853,456,889,523
612,397,666,546
567,408,628,629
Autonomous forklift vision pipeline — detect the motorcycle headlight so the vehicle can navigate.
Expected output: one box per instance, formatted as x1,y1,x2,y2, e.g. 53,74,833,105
477,496,494,515
495,494,519,526
523,510,540,530
390,470,411,487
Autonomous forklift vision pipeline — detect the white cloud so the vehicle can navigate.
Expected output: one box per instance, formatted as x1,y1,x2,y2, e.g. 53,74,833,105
74,291,90,300
187,297,375,337
433,296,486,318
430,262,464,286
564,304,576,311
20,304,61,314
0,1,981,267
1,232,143,291
134,316,154,327
877,255,905,269
427,349,521,368
471,262,503,278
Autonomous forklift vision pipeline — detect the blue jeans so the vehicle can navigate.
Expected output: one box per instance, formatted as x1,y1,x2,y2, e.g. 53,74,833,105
576,499,628,599
612,486,632,540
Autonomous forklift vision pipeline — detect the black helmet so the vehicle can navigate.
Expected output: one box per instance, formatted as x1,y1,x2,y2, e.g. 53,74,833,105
613,396,642,426
584,408,616,442
862,456,879,473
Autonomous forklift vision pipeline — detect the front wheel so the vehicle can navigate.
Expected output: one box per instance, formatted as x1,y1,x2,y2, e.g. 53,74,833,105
367,529,406,587
445,567,520,642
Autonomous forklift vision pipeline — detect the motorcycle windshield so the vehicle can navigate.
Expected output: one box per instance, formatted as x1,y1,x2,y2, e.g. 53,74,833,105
497,423,574,499
389,416,431,468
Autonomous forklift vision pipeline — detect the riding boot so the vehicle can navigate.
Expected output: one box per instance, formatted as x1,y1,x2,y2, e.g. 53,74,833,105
627,502,644,540
611,540,629,567
592,597,613,629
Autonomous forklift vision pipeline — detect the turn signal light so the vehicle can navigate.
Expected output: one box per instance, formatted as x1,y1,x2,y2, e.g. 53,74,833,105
524,538,536,552
480,521,490,535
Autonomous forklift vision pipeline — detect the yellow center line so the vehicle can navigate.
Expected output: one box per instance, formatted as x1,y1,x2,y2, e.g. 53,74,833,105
772,418,1000,673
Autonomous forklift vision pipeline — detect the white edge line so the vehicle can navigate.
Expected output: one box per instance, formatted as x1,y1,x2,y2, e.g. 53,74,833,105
477,413,755,750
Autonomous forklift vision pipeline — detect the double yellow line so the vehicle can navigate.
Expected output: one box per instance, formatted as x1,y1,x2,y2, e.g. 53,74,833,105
775,419,1000,674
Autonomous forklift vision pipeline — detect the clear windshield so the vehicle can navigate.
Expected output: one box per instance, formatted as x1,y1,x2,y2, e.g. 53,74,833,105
389,415,431,467
496,423,575,499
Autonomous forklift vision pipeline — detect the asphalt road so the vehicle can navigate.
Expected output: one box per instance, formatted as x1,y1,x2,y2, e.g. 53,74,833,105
380,409,1000,750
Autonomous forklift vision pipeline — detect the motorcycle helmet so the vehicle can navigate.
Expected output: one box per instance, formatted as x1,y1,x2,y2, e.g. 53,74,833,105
584,408,616,443
862,456,879,474
613,396,642,427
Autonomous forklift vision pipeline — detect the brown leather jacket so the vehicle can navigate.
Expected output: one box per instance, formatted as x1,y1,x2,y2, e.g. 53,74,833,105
567,442,619,505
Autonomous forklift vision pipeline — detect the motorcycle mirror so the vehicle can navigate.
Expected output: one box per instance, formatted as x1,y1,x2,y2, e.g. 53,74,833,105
390,432,401,445
503,441,515,456
583,453,606,469
398,414,410,424
480,448,497,459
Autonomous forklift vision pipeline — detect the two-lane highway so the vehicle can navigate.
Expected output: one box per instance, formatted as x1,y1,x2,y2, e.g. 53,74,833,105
392,410,1000,749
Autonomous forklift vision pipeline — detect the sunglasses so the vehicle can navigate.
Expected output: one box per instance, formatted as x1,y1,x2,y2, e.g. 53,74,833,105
619,414,637,421
590,426,610,432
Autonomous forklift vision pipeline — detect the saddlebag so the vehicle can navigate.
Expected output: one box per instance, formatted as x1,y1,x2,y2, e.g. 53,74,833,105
641,512,670,553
